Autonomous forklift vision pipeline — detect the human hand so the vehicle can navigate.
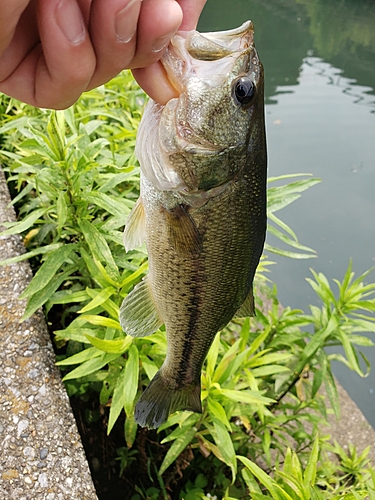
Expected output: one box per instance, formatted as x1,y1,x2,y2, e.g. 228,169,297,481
133,0,207,104
0,0,201,109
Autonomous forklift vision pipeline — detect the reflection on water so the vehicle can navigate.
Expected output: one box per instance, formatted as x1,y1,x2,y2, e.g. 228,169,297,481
266,55,375,425
199,0,375,425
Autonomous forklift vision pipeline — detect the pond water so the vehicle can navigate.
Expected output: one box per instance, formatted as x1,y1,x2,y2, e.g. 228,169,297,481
198,0,375,426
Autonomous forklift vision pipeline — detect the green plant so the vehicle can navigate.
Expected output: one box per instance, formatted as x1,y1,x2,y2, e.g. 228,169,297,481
1,72,375,498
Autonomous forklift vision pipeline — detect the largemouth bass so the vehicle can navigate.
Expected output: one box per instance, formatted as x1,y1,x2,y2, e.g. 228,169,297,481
120,21,267,429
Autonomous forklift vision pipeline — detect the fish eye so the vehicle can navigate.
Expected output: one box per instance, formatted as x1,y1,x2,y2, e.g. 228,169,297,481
233,77,255,107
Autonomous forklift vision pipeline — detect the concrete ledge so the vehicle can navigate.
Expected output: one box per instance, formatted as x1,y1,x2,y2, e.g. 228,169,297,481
324,381,375,464
0,168,98,500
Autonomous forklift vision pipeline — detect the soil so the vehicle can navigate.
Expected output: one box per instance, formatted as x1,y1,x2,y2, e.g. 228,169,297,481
69,394,198,499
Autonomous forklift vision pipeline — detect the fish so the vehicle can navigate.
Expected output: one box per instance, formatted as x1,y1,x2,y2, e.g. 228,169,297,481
120,21,267,429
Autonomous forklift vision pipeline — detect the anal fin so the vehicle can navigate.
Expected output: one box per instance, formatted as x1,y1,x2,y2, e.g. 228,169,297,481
235,288,255,318
123,197,146,252
119,276,163,337
163,204,202,256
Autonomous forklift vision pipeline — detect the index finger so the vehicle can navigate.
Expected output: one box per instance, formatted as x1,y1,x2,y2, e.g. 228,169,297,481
0,1,30,55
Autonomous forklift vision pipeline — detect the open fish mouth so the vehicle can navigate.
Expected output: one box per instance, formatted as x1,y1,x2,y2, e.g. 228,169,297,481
161,21,255,94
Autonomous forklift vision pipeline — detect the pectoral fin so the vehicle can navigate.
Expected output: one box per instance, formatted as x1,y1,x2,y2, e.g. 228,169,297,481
235,288,255,318
119,276,163,337
163,204,202,256
123,197,146,252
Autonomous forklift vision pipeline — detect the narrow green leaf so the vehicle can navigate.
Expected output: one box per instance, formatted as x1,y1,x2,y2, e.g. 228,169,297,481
161,417,199,444
54,327,98,344
292,315,339,376
81,314,122,330
78,219,120,281
303,434,319,491
47,289,90,306
251,365,291,377
0,243,63,266
85,334,132,354
92,257,121,287
337,328,366,376
0,207,48,236
268,173,314,183
56,192,68,234
248,325,272,355
120,261,149,288
262,428,271,465
85,287,119,319
275,471,304,499
56,347,102,366
237,455,292,500
267,211,298,240
282,448,293,477
6,182,34,207
205,332,221,384
47,110,66,159
324,368,340,420
159,427,196,475
123,344,139,416
215,348,249,386
207,398,232,431
107,345,139,433
62,352,119,381
311,351,327,399
264,244,316,260
139,354,159,381
212,421,237,482
220,388,274,405
20,244,77,299
267,224,316,254
241,468,263,495
248,352,292,367
309,486,325,500
212,339,241,384
80,247,108,288
78,287,115,313
87,191,130,218
21,266,77,321
125,413,138,448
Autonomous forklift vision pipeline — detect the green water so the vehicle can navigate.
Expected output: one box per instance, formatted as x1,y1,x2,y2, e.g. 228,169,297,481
199,0,375,426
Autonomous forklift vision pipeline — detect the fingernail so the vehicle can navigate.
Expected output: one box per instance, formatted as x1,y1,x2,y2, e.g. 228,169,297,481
152,32,175,53
55,0,86,45
115,0,141,43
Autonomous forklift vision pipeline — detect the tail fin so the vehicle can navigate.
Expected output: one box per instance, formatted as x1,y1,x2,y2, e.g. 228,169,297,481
135,371,202,429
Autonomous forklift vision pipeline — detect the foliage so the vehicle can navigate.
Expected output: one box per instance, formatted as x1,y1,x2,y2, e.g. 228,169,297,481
1,73,375,498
